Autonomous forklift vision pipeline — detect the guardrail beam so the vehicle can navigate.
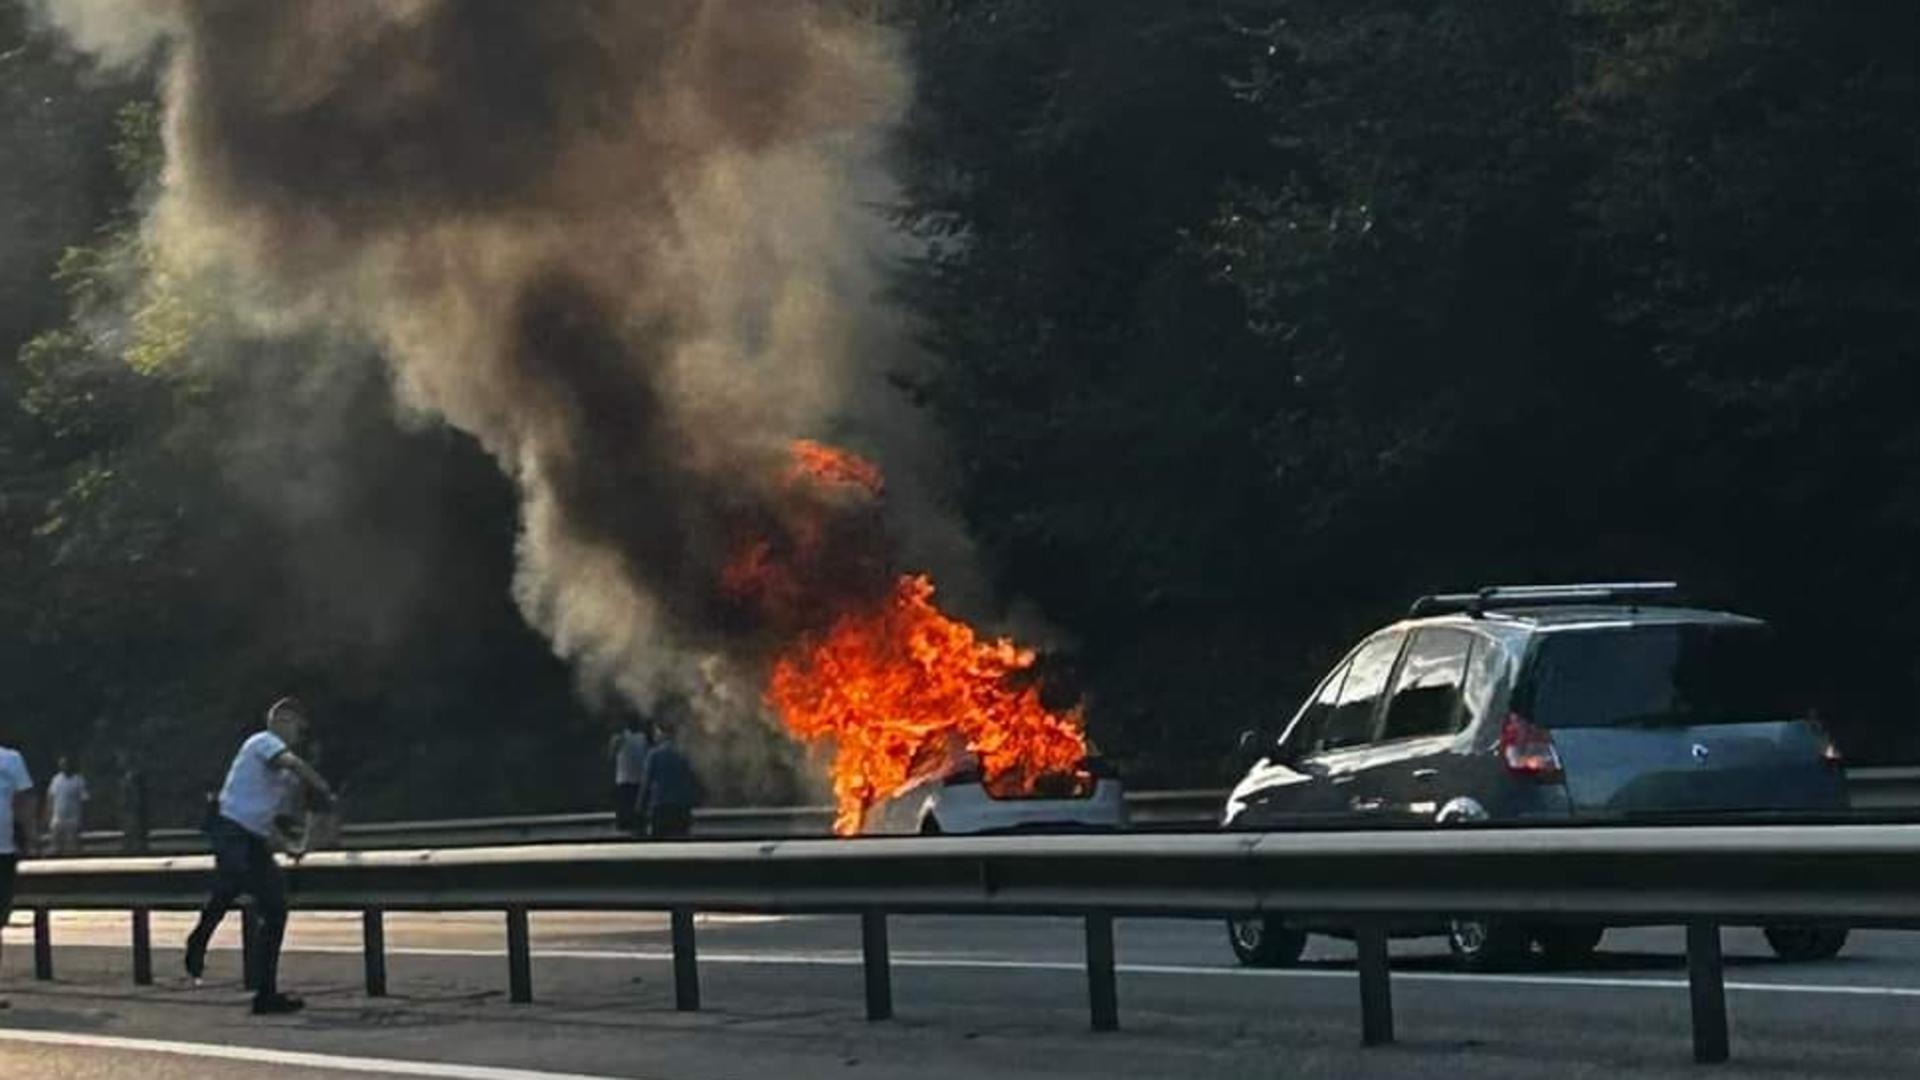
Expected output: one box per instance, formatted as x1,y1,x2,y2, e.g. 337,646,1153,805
1687,921,1730,1064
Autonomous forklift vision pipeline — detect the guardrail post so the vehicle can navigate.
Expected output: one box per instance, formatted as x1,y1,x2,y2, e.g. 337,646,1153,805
1085,912,1119,1032
241,908,259,991
363,909,388,997
506,907,533,1004
33,908,52,980
861,911,893,1021
1686,921,1730,1064
131,908,153,986
671,908,701,1012
1355,921,1394,1046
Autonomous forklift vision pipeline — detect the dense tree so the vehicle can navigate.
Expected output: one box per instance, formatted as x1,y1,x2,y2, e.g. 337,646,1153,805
0,11,599,824
3,0,1916,820
895,0,1920,774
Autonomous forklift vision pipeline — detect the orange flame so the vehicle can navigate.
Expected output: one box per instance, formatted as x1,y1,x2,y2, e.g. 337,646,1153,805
769,573,1087,835
738,441,1088,836
788,439,885,495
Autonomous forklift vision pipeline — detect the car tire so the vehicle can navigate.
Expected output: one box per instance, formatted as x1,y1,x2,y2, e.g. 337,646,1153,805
1448,918,1532,972
1763,924,1848,962
1534,924,1605,968
1227,916,1307,968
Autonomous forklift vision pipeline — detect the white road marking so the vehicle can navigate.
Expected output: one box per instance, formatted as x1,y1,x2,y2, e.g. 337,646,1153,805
177,941,1920,1000
0,1027,636,1080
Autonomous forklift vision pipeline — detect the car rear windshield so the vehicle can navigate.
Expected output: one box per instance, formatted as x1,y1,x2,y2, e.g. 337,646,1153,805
1528,623,1803,729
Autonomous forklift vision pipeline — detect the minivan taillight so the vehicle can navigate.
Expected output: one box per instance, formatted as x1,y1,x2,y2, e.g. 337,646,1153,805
1499,713,1564,783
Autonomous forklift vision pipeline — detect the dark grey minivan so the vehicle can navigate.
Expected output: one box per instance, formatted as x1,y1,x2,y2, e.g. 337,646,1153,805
1223,583,1849,970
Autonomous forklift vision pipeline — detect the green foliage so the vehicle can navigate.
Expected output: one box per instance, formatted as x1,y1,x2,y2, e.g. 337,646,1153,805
894,0,1920,776
2,0,1916,820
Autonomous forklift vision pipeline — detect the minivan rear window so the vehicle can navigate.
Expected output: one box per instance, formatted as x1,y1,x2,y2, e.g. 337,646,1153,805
1528,624,1802,729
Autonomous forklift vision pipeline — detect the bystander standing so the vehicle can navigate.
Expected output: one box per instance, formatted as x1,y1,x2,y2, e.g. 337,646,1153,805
45,755,89,855
118,752,149,855
609,712,653,837
638,722,701,839
0,733,37,1009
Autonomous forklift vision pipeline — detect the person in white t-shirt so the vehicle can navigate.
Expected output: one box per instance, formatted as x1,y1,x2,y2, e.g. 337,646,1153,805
182,696,336,1016
0,739,37,1010
609,712,653,836
45,756,89,856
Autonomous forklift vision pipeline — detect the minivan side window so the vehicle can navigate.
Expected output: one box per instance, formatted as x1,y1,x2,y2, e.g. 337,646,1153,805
1278,658,1351,760
1317,631,1405,751
1379,628,1472,741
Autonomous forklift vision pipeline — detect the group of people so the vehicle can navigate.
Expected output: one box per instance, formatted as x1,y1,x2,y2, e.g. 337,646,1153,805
2,695,702,1017
0,752,101,858
0,695,335,1015
610,712,702,838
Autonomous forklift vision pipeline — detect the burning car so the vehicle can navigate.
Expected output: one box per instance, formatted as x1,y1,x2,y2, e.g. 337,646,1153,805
860,745,1127,835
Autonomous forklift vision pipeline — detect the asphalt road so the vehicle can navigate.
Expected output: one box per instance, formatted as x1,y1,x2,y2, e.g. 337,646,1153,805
3,910,1919,1078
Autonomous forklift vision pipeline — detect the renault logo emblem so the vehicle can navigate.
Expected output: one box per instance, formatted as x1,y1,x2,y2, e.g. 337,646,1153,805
1691,743,1711,764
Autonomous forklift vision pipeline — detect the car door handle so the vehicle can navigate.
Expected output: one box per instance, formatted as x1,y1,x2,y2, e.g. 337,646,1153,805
1411,768,1440,781
1349,796,1386,812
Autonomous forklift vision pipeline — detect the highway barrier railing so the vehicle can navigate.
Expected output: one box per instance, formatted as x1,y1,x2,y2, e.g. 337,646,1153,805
75,766,1920,854
75,789,1230,855
14,823,1917,1065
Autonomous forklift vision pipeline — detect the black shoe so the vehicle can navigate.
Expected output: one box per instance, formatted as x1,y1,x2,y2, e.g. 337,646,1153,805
250,993,304,1016
184,940,206,981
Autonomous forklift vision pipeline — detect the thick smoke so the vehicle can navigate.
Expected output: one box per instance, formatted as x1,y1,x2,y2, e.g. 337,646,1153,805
35,1,935,775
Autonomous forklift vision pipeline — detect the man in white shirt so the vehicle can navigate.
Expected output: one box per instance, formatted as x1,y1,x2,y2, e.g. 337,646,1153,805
45,756,88,855
0,738,37,1010
609,713,652,836
183,697,336,1015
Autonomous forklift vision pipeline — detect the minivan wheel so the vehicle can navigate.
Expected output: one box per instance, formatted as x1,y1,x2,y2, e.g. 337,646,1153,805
1763,925,1849,962
1448,918,1532,972
1227,916,1308,968
1535,924,1605,968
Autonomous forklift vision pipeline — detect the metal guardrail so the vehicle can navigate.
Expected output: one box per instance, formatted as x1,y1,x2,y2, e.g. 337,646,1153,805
74,768,1920,855
14,824,1920,1064
75,789,1230,855
1845,766,1920,809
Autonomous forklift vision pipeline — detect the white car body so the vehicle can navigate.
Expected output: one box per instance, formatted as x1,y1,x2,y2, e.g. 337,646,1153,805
862,770,1129,835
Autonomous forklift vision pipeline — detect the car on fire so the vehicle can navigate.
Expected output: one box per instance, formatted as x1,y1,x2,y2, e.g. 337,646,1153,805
862,750,1128,835
1222,582,1851,971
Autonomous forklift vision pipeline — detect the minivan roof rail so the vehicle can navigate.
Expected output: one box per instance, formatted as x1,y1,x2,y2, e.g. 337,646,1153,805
1408,581,1679,618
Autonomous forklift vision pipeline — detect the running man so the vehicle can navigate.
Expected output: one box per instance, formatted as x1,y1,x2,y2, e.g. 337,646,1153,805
183,696,336,1015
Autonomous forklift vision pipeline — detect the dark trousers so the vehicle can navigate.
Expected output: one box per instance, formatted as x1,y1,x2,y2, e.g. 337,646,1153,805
0,854,16,970
613,783,644,835
186,817,288,999
649,805,694,839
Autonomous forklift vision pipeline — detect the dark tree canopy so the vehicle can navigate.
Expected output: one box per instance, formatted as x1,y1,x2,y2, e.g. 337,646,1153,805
1,0,1915,823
